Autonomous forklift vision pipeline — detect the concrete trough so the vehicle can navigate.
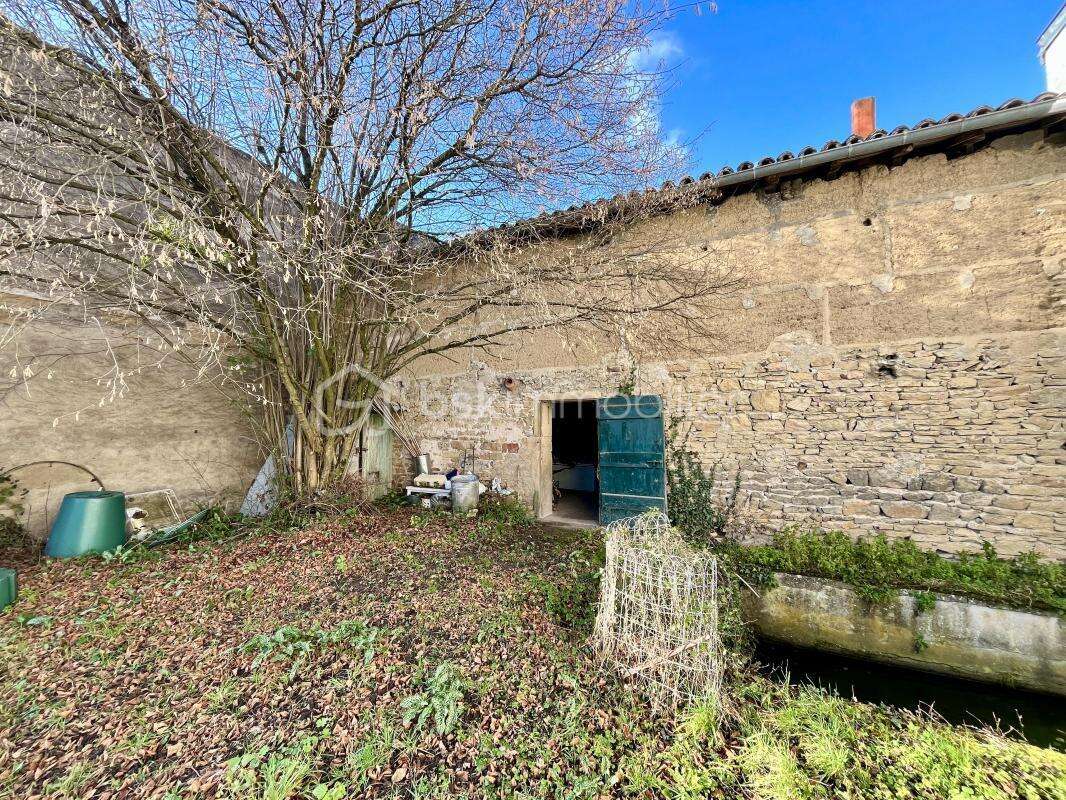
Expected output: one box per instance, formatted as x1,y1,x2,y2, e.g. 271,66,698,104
742,572,1066,696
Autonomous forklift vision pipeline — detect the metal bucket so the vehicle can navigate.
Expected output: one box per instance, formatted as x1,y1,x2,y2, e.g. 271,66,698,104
416,454,432,474
450,474,479,514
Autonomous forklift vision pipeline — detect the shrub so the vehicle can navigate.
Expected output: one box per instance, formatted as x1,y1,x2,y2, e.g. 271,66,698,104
715,526,1066,612
479,495,536,529
0,471,32,551
666,424,741,547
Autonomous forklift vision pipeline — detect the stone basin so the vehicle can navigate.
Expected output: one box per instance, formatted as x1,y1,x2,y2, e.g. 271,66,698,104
741,572,1066,696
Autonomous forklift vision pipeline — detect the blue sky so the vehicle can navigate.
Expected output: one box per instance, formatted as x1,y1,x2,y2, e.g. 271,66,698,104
654,1,1061,176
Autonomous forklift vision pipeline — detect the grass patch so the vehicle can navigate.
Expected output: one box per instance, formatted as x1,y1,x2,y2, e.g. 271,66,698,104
628,676,1066,799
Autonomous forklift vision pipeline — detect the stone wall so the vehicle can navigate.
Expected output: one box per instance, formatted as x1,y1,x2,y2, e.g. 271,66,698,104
400,131,1066,559
398,327,1065,558
669,330,1065,557
4,116,1061,556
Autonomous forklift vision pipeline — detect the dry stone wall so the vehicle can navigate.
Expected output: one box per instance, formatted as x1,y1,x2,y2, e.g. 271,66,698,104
668,329,1064,558
399,327,1064,559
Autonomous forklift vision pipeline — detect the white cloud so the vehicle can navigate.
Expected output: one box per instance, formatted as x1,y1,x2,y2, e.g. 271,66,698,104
629,31,685,72
664,127,686,149
622,33,688,172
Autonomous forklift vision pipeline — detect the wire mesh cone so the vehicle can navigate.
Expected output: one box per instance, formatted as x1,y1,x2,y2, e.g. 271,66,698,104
595,511,723,711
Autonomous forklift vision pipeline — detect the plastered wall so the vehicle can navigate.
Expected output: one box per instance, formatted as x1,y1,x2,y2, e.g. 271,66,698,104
0,297,261,537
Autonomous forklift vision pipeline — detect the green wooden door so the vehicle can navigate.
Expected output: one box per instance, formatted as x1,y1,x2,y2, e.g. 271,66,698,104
596,395,666,525
360,412,394,500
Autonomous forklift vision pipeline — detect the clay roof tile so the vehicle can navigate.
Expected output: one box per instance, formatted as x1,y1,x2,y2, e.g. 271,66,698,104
463,92,1065,243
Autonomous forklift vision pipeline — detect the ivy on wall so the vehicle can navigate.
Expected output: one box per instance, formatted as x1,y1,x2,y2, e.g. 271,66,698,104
665,422,741,548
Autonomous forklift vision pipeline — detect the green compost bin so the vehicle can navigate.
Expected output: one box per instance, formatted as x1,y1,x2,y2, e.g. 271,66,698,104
0,568,15,610
45,491,127,558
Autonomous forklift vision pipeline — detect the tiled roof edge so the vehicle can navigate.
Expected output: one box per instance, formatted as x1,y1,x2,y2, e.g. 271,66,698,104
465,92,1066,245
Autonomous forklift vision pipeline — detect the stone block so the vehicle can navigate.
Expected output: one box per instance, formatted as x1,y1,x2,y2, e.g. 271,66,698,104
920,473,956,492
1014,512,1054,531
881,501,929,520
1006,485,1057,497
992,496,1029,511
926,503,961,522
813,417,845,432
751,389,782,412
959,492,992,508
843,499,881,516
846,469,870,486
869,469,908,489
979,512,1015,527
902,491,934,502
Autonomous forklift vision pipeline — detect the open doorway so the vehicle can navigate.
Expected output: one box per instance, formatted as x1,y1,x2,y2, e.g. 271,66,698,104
549,399,598,524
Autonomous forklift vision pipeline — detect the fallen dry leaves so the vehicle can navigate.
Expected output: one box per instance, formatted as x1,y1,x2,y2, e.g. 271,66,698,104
0,508,660,799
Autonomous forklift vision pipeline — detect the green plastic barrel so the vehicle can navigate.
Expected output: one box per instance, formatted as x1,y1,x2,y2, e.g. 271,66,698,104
0,568,15,610
45,491,127,558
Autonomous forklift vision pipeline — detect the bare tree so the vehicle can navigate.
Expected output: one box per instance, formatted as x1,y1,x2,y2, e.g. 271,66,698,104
0,0,742,495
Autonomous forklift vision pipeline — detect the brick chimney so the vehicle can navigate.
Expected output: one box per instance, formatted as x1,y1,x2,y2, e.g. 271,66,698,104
851,96,876,138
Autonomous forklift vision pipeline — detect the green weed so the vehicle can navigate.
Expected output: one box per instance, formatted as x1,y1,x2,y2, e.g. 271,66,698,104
528,546,604,630
344,723,396,792
101,542,158,564
206,677,239,711
913,589,937,614
222,585,255,608
16,613,54,628
666,422,741,546
716,527,1066,612
261,754,311,800
240,620,378,670
43,761,95,798
222,734,333,800
737,733,806,800
401,662,467,736
478,495,535,529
